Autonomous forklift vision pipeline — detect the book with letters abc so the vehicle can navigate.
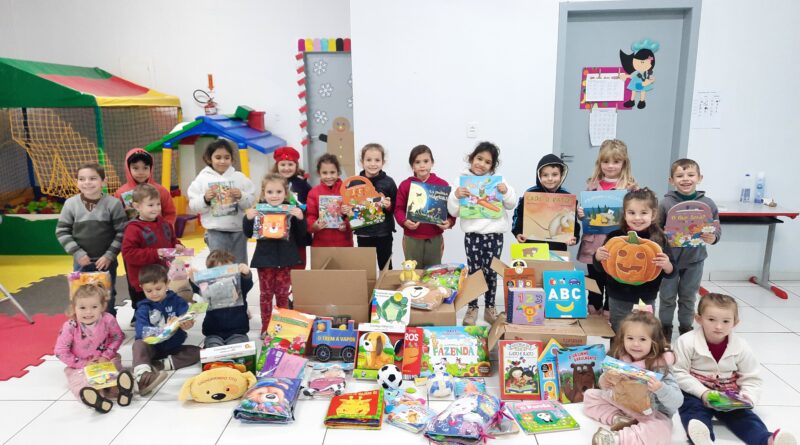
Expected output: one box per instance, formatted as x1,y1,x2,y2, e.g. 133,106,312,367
543,270,588,318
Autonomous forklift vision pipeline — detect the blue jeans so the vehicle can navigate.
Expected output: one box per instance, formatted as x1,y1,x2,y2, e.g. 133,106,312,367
679,392,772,445
73,259,118,316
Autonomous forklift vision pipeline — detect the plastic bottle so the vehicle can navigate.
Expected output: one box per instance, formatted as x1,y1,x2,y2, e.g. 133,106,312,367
739,173,753,203
754,172,766,204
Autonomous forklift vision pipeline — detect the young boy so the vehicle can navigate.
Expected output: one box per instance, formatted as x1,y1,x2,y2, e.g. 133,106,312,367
199,250,253,348
511,154,581,252
132,264,200,395
114,148,177,226
673,293,795,445
121,183,184,322
56,163,127,316
658,159,721,340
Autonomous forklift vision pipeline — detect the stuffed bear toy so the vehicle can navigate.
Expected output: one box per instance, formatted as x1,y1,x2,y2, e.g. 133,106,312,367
399,260,419,283
179,367,257,403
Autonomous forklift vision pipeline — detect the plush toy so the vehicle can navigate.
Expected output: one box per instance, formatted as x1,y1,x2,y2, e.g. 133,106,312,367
399,260,419,283
179,367,257,403
397,282,450,311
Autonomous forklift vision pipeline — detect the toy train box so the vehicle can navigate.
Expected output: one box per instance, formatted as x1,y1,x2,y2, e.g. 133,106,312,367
310,316,358,363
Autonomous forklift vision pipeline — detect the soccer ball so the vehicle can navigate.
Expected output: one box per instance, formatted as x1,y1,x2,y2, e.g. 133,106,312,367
377,364,403,390
427,371,454,399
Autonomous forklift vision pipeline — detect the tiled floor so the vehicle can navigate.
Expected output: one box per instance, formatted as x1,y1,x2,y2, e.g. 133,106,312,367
3,278,800,444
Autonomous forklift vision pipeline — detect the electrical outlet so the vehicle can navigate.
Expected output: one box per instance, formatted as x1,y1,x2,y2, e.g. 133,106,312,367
466,122,478,138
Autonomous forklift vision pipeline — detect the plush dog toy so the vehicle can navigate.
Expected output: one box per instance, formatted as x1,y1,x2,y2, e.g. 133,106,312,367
179,367,257,403
399,259,419,283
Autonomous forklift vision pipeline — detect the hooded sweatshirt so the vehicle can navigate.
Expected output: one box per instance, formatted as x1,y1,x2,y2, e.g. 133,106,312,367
121,216,178,291
114,148,177,226
306,178,354,247
446,169,517,234
187,166,256,232
658,190,721,268
394,173,457,240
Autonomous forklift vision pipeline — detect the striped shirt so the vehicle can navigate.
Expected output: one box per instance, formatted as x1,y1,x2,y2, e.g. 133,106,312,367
56,194,126,261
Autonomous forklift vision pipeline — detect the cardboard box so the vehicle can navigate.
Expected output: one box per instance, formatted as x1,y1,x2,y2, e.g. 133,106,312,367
200,341,258,373
291,248,378,324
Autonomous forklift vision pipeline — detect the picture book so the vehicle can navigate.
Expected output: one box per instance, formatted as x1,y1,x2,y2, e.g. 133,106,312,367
385,392,437,433
556,344,606,404
208,181,237,217
354,323,406,380
664,201,721,248
508,287,545,325
341,175,386,229
252,203,293,240
120,190,137,219
706,391,754,412
67,271,111,297
510,242,550,260
458,175,504,220
263,308,316,355
234,377,302,424
502,260,536,322
538,338,562,401
193,264,243,311
424,393,501,444
407,182,451,224
601,356,663,383
580,190,627,235
300,362,352,399
543,270,588,319
420,326,491,378
370,289,411,326
325,389,385,429
601,356,662,415
319,195,343,229
401,327,424,378
510,400,580,434
522,192,577,243
499,340,542,400
83,361,118,389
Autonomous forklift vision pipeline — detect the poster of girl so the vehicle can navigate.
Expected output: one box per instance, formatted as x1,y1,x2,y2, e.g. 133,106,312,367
619,39,660,109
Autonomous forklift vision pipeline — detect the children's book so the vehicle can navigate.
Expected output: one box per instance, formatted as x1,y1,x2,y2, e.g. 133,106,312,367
706,391,754,412
300,362,352,399
201,341,258,374
370,289,411,326
84,362,118,389
252,203,293,240
458,175,504,220
601,356,663,383
538,338,562,401
602,356,663,415
499,340,542,400
319,195,344,229
664,201,721,248
208,181,237,217
262,308,316,355
354,323,406,380
67,271,112,297
341,175,386,229
234,378,302,424
385,391,437,433
510,243,550,261
502,260,536,322
120,190,137,219
556,344,606,404
401,327,424,378
508,287,545,325
142,302,208,345
325,389,385,429
510,400,580,434
420,326,491,377
193,264,243,311
407,182,451,224
543,270,588,319
424,393,501,444
522,192,577,243
580,190,627,235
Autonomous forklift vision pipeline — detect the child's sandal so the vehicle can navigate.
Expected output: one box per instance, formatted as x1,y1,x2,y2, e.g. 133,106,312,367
80,387,113,414
117,370,134,407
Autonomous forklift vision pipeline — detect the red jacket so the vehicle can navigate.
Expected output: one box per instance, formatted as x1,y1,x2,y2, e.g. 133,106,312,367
121,216,178,291
306,179,354,247
394,173,456,239
114,148,177,227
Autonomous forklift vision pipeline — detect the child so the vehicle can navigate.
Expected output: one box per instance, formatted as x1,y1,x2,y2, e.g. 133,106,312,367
351,143,397,270
132,264,200,395
200,250,254,348
114,147,177,226
447,142,516,326
578,140,638,316
593,188,675,333
121,183,185,320
673,293,796,445
394,145,455,268
55,283,133,413
56,163,126,316
272,146,313,270
305,153,353,247
187,139,255,264
658,159,721,340
584,310,683,445
244,173,308,333
512,154,581,252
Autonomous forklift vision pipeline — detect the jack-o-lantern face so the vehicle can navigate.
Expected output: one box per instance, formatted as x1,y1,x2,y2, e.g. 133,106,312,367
602,231,662,285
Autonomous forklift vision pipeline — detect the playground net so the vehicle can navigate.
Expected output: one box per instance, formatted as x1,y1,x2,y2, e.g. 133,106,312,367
0,109,31,204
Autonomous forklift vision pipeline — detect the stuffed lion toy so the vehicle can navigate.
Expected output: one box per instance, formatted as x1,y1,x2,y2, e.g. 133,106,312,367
179,367,257,403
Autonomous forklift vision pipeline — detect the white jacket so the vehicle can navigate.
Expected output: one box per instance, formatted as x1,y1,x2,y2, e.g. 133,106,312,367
187,166,255,231
672,327,762,403
447,169,517,234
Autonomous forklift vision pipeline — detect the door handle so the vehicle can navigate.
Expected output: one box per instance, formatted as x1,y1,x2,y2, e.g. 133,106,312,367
560,152,575,162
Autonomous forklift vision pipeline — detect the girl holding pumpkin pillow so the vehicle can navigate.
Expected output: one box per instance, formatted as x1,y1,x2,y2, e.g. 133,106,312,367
593,188,675,333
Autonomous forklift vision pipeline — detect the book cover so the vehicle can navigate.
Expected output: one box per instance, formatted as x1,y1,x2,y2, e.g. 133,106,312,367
510,243,550,261
234,378,301,423
263,308,316,355
370,289,410,326
407,182,451,224
209,181,237,217
120,190,137,219
319,195,344,229
385,392,437,433
580,190,627,235
538,338,562,401
420,326,491,377
401,327,424,378
664,201,721,248
83,362,118,389
543,270,588,319
341,176,386,229
325,389,385,429
509,287,546,325
557,344,606,404
499,340,542,400
194,264,243,311
252,203,293,240
458,175,504,220
522,192,577,243
510,400,580,434
354,323,406,380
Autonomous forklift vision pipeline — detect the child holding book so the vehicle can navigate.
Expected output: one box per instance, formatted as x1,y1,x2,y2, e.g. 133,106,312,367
305,153,353,247
658,159,721,340
394,145,455,268
200,250,254,348
447,142,516,326
272,146,312,270
673,293,796,445
114,148,176,226
55,283,133,413
584,309,683,445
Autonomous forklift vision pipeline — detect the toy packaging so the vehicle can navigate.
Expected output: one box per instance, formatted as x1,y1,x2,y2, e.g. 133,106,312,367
557,344,606,404
543,270,588,319
208,181,237,217
510,242,550,260
602,356,664,415
300,362,352,399
580,190,627,235
200,341,258,374
341,175,386,229
521,192,577,243
385,391,437,433
706,390,754,412
310,316,358,363
157,248,195,281
193,264,243,311
510,400,580,434
458,175,504,220
507,287,545,325
420,263,467,304
396,282,448,311
262,308,316,355
538,338,562,401
324,389,385,429
354,323,405,380
67,271,112,297
252,203,294,240
420,326,491,378
424,392,501,445
664,201,721,248
233,377,302,423
454,377,487,398
319,195,344,229
488,404,520,436
179,368,256,403
370,289,410,326
142,302,207,345
499,340,542,400
407,182,451,225
401,326,424,378
83,361,118,389
256,347,307,379
120,190,137,219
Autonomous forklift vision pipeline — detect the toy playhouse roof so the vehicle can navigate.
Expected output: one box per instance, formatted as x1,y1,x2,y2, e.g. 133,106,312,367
144,114,287,155
0,57,180,108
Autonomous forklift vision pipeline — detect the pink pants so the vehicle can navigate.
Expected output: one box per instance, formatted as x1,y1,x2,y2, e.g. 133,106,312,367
64,354,124,399
583,388,673,445
257,267,291,333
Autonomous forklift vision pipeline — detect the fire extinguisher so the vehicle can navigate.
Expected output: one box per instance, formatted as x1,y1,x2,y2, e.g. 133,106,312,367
193,73,218,116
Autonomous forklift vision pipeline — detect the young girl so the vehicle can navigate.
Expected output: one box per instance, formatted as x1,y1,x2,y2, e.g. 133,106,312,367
447,142,516,326
584,310,683,445
394,145,455,268
272,146,312,271
244,173,307,333
305,153,353,247
187,139,256,264
54,284,133,413
578,140,638,317
673,293,796,445
593,188,675,333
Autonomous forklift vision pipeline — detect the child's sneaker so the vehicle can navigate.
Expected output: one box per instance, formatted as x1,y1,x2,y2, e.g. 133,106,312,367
772,429,797,445
592,427,619,445
483,306,503,325
136,369,168,396
79,387,113,414
688,419,714,445
610,413,638,431
463,307,479,326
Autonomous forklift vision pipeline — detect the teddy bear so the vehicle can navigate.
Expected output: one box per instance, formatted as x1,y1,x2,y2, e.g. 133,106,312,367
179,367,256,403
399,259,419,283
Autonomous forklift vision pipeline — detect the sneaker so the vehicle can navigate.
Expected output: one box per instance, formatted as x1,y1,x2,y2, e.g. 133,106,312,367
484,306,503,325
687,419,714,445
137,370,168,396
773,429,798,445
463,307,479,326
592,427,619,445
610,413,638,431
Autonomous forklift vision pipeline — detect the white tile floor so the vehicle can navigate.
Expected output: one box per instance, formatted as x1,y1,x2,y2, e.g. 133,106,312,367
2,279,800,445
